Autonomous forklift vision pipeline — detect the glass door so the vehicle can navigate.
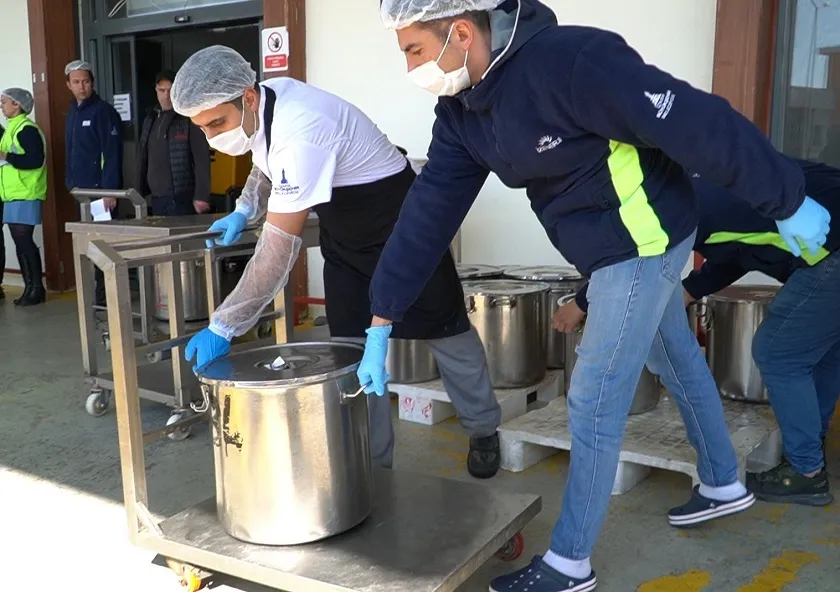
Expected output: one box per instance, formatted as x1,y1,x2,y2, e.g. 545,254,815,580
107,35,139,140
772,0,840,164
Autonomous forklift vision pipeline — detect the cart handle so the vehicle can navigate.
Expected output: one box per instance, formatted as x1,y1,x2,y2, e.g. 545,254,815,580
109,226,261,253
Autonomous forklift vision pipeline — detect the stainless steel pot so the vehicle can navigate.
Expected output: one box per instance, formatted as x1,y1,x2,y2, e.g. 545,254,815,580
561,297,661,415
154,259,210,322
196,342,373,546
457,263,503,280
503,265,586,369
702,285,779,403
386,339,439,384
463,279,551,388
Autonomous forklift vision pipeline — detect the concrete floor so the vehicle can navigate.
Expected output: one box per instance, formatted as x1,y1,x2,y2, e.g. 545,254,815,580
1,289,839,592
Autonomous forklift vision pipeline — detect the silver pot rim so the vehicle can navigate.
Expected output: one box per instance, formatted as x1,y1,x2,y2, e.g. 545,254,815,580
502,265,583,283
197,341,364,389
707,284,779,305
462,279,552,296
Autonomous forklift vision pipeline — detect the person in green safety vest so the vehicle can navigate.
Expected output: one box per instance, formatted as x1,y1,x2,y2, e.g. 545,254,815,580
0,88,47,306
561,158,840,509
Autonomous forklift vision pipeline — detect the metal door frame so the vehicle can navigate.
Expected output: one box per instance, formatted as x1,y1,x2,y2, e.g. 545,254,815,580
769,0,798,151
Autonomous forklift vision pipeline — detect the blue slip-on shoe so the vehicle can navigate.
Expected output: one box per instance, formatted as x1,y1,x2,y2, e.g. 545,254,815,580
489,556,597,592
668,485,755,527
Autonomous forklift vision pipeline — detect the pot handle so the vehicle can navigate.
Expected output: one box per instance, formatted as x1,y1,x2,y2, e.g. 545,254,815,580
340,384,367,404
191,384,211,413
689,300,713,332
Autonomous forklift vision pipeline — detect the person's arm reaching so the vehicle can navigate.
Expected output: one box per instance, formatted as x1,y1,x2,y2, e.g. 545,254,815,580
369,104,490,324
205,165,272,248
682,260,748,302
187,143,336,370
359,105,490,395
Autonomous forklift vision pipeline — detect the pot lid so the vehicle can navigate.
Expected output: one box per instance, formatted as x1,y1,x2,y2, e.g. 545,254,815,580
708,285,779,304
197,341,363,388
503,265,583,283
462,279,552,296
456,263,501,279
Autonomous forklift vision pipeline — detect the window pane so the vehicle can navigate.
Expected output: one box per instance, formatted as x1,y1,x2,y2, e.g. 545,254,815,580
105,0,244,19
775,1,840,164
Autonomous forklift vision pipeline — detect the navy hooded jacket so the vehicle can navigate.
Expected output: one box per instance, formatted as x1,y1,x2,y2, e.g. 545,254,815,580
369,0,805,322
65,93,124,191
683,159,840,299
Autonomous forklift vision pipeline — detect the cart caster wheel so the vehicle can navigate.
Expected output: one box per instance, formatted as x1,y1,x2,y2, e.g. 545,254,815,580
179,570,204,592
166,559,207,592
495,532,524,562
85,390,111,417
166,412,192,442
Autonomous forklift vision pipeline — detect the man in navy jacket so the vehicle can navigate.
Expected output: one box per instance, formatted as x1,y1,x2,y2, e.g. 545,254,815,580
562,160,839,512
360,1,832,590
64,60,124,306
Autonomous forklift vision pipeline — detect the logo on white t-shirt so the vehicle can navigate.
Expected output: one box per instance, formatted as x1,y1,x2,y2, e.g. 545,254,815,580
272,158,301,199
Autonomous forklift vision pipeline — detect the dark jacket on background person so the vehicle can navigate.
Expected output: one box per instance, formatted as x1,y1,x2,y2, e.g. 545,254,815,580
574,159,840,310
136,107,210,204
683,159,840,299
368,0,806,322
65,92,123,190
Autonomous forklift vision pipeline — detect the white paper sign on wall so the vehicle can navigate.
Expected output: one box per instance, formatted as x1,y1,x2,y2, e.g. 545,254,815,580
113,93,131,122
262,26,290,74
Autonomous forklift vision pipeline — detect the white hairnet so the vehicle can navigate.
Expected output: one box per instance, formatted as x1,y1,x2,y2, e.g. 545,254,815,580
65,60,94,76
381,0,504,29
171,45,257,117
2,88,34,114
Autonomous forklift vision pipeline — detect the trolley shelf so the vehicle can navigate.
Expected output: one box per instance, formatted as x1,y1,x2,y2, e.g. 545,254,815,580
149,469,541,592
94,361,200,407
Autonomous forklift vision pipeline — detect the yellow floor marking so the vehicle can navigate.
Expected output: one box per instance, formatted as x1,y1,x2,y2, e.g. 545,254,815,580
813,537,840,547
637,570,711,591
734,551,820,592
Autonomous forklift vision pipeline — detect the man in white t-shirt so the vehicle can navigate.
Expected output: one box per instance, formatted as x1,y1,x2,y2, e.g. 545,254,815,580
171,46,502,478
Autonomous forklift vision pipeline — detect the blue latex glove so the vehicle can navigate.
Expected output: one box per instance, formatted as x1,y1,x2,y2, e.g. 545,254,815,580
185,328,231,373
206,212,248,248
357,325,393,396
776,196,831,257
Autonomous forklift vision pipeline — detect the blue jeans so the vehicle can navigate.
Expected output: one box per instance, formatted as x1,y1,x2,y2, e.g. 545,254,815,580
752,250,840,474
551,232,739,560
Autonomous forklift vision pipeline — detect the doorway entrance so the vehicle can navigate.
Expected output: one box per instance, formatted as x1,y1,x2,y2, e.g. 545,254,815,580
108,20,260,192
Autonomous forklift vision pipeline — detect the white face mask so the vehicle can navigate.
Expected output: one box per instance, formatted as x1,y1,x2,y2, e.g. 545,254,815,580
207,97,257,156
407,24,472,97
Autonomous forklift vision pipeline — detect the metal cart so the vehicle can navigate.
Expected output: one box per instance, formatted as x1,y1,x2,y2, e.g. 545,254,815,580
67,190,320,434
87,232,542,592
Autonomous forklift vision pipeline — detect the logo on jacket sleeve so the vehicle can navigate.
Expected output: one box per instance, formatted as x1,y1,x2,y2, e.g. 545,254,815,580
536,135,563,154
272,165,301,199
645,90,675,120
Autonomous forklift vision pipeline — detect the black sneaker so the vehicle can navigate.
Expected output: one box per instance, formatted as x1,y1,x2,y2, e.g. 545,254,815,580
746,460,833,507
489,556,596,592
668,485,755,527
468,432,500,479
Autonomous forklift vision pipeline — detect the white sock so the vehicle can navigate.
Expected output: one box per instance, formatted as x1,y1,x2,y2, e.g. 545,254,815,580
543,550,591,579
699,481,747,502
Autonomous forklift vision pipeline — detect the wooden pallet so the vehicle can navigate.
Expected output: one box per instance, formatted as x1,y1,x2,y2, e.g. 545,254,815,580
392,370,563,426
499,395,781,495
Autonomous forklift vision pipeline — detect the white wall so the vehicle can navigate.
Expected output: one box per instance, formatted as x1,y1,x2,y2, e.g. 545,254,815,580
0,0,42,282
303,0,721,304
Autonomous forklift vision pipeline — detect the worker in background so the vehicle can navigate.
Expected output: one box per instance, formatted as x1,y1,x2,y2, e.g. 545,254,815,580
0,121,5,301
170,46,503,479
557,160,840,508
137,70,211,216
365,1,831,590
64,60,124,307
0,89,47,307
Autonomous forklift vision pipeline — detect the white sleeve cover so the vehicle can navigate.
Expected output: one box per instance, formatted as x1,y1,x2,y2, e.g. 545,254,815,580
233,164,273,222
208,221,303,340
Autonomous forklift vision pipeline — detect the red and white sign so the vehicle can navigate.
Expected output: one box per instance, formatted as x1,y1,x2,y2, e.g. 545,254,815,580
262,26,290,73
